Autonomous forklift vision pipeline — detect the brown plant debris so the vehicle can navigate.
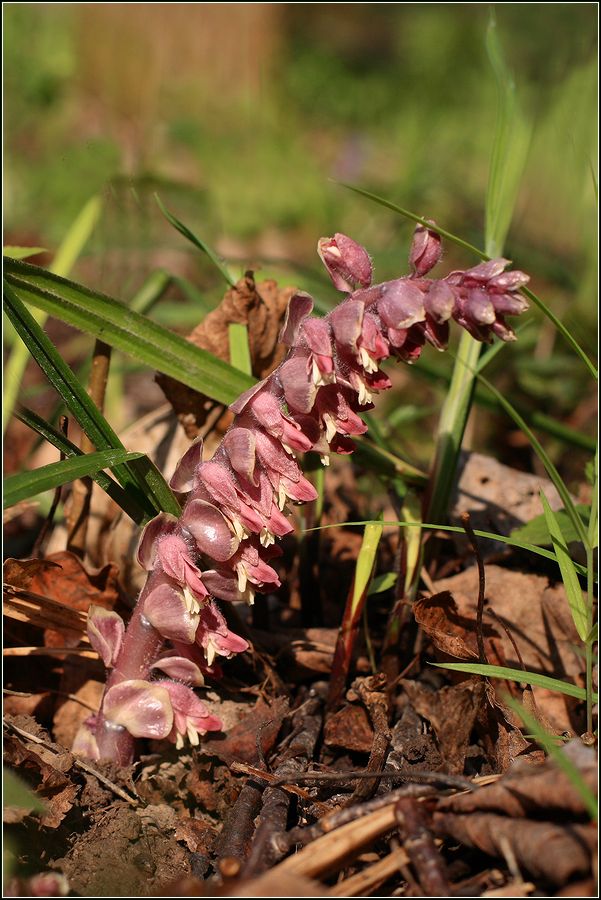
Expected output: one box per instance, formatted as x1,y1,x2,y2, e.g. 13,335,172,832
156,274,296,438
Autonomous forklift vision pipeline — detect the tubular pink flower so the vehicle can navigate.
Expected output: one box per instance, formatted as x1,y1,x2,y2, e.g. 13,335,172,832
88,226,529,765
157,680,222,748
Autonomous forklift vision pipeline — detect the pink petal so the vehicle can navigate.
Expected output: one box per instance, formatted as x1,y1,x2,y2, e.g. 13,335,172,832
489,270,530,292
183,499,239,562
302,317,332,356
103,679,174,739
150,654,205,685
280,473,318,503
463,259,510,284
87,605,124,668
222,428,257,484
137,512,178,570
229,378,268,416
464,289,496,325
424,281,456,323
377,279,425,329
144,582,199,643
198,462,240,509
279,354,318,413
72,718,99,760
158,680,223,733
201,568,245,602
279,291,314,345
329,299,364,348
169,436,203,492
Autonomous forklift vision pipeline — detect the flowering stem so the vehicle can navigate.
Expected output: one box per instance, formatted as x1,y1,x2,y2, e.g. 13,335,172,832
95,578,165,764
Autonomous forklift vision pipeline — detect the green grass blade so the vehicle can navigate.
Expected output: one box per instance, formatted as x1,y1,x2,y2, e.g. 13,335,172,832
3,247,47,260
485,11,531,257
510,505,591,546
3,196,103,434
3,281,176,518
368,571,398,596
339,183,597,380
155,194,235,287
129,269,171,315
430,662,593,702
352,519,384,617
4,450,144,508
476,369,589,547
14,406,149,525
503,696,597,820
4,257,255,407
228,323,252,375
304,518,592,579
540,491,589,641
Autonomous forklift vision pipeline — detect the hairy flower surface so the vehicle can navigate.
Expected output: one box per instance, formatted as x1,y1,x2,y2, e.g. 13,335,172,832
86,224,529,764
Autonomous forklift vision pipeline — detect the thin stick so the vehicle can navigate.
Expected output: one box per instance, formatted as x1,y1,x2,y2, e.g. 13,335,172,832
460,511,487,664
3,719,139,805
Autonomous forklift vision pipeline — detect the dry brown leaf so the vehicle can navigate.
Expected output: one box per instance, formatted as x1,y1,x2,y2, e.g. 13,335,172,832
431,566,584,733
157,273,296,439
324,703,375,753
432,811,596,885
413,589,498,661
200,696,289,766
402,678,486,774
4,724,79,829
4,552,124,647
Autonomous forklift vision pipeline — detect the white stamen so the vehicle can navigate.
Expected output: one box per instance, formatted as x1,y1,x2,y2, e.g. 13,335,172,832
187,724,200,746
236,563,248,594
175,732,184,750
260,527,275,547
359,347,379,374
277,483,287,510
320,454,330,466
323,412,337,444
206,640,216,667
183,586,201,616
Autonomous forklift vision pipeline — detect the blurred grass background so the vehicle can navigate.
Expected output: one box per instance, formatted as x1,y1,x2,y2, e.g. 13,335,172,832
3,3,598,482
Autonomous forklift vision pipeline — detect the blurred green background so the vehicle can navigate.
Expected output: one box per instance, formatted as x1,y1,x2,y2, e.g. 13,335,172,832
3,3,598,478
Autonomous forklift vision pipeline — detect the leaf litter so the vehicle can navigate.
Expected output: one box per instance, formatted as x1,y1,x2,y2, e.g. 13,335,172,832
3,282,597,898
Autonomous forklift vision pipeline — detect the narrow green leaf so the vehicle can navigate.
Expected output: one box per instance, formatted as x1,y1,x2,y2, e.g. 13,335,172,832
4,450,144,508
540,491,589,641
3,247,47,260
510,505,591,546
3,195,102,434
3,282,177,518
304,519,592,579
4,257,255,407
155,194,235,287
367,571,398,596
586,623,597,644
430,662,593,702
503,696,597,820
485,11,531,257
228,322,252,375
129,269,171,314
476,369,589,547
14,406,149,525
352,520,383,617
3,768,45,813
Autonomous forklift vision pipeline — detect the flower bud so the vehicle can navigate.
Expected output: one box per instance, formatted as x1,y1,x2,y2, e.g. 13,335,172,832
409,221,442,276
318,233,372,292
87,605,125,668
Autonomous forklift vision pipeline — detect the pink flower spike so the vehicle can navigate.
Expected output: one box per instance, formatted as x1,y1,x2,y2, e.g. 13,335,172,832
183,499,239,562
144,582,199,643
103,679,174,739
151,654,205,686
169,436,204,492
279,291,314,345
196,600,249,665
409,221,442,276
87,605,124,668
158,680,222,748
137,512,178,571
318,233,372,292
